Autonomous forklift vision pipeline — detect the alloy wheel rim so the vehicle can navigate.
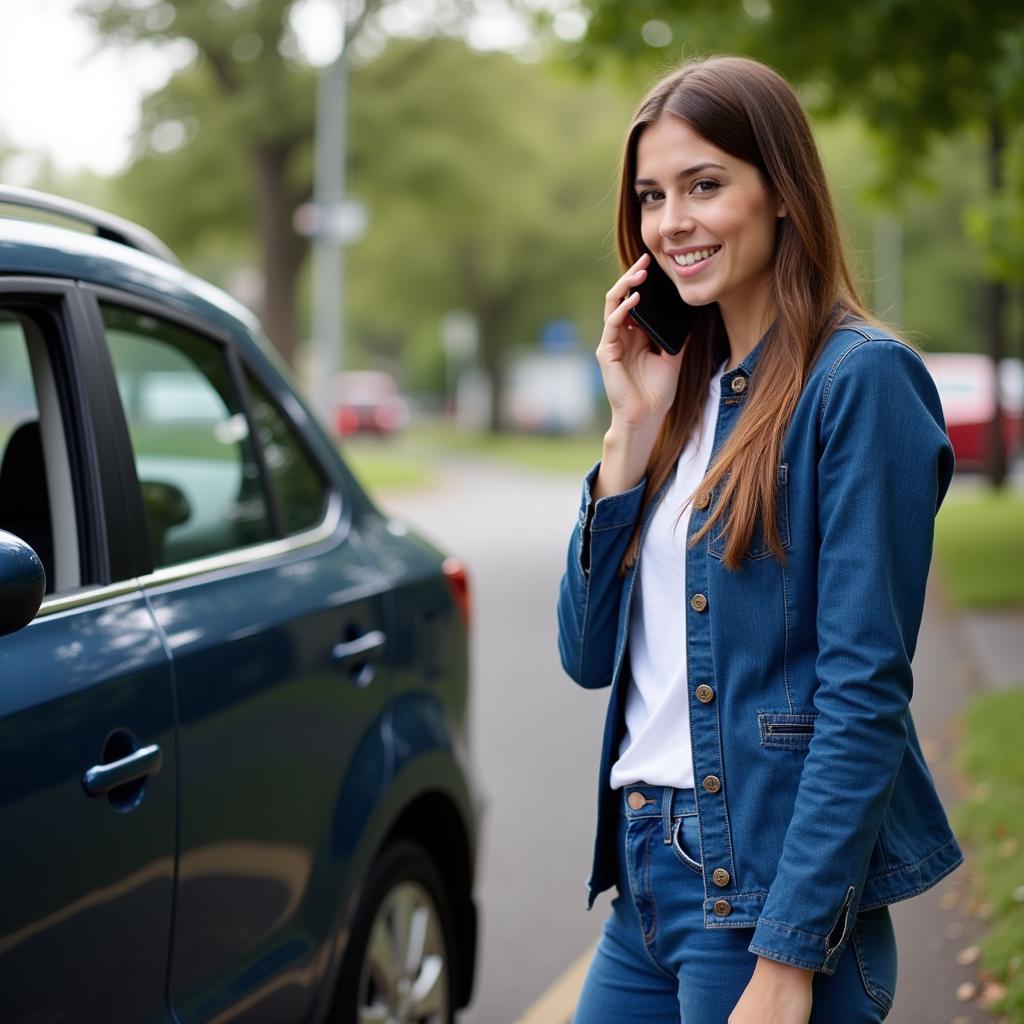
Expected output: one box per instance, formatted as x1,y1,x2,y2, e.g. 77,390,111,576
357,879,449,1024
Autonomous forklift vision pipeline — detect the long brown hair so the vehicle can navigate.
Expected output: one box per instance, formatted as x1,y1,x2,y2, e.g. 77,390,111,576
616,55,876,572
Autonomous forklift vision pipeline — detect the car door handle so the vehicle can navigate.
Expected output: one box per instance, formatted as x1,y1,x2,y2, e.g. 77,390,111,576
82,744,163,798
331,629,386,663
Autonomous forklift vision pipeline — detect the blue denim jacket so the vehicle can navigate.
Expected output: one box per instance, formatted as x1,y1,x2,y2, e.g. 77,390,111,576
557,319,963,975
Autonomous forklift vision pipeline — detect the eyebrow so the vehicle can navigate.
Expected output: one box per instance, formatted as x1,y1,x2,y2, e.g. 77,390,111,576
634,162,728,187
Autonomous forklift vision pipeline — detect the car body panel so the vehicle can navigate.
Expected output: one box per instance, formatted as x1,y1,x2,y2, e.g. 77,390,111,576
0,592,176,1024
150,530,396,1022
0,206,478,1022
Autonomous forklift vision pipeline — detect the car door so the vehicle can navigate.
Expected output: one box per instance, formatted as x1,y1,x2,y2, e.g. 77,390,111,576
0,280,176,1023
90,291,395,1024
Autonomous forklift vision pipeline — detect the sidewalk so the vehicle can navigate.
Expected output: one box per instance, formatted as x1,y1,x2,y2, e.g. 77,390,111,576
888,562,1020,1024
523,561,1019,1024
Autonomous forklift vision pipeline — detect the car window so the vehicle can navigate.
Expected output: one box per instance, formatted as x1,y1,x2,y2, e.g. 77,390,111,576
0,315,38,454
0,308,81,593
244,368,329,535
101,304,273,569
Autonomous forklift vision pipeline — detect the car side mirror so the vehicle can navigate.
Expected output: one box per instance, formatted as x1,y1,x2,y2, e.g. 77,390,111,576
0,529,46,637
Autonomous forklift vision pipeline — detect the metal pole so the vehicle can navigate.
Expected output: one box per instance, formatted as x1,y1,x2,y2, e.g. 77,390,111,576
873,212,902,327
311,4,348,429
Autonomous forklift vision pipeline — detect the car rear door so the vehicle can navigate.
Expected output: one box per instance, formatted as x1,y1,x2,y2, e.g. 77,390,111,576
87,291,395,1023
0,280,176,1023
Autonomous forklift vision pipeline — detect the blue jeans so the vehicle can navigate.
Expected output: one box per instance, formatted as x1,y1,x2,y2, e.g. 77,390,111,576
574,785,897,1023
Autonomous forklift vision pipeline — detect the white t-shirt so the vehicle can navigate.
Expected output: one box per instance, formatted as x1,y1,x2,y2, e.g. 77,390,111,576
609,364,724,790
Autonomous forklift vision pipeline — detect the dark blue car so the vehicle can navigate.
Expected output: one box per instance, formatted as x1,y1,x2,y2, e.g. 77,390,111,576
0,187,478,1024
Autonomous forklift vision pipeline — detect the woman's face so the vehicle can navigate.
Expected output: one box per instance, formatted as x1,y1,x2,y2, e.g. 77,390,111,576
634,115,786,319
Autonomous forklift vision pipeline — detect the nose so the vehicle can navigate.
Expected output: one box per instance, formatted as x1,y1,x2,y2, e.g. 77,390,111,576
658,195,695,240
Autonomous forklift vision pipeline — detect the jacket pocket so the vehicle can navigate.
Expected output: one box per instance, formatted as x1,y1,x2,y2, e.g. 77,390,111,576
708,463,790,562
758,710,817,750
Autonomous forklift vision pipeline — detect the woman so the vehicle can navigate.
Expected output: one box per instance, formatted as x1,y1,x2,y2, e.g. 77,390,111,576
556,55,962,1024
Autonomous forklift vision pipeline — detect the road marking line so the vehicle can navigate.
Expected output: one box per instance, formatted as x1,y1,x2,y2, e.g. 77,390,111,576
514,943,595,1024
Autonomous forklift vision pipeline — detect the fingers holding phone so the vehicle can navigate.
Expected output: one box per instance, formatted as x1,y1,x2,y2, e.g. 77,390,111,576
597,253,688,431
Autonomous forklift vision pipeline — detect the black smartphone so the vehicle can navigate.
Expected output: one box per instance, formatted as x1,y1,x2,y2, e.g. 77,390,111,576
628,260,697,355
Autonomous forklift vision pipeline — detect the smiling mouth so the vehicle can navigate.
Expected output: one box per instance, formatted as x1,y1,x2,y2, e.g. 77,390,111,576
672,246,721,267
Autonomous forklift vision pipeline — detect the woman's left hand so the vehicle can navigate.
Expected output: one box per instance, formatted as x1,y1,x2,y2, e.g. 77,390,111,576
728,956,813,1024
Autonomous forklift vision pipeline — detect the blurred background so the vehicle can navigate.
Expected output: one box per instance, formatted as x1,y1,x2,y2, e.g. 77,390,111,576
2,0,1023,1021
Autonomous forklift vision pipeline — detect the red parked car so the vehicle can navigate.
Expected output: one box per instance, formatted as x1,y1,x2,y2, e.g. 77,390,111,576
334,370,411,437
921,353,1022,471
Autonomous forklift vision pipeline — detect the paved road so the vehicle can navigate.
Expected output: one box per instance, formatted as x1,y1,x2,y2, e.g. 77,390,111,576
886,569,1001,1024
380,458,1004,1024
380,458,607,1023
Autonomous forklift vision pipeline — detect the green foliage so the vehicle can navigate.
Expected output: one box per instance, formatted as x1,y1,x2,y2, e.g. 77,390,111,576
967,123,1024,283
952,688,1024,1020
575,0,1024,287
71,2,636,397
934,493,1024,608
344,37,634,390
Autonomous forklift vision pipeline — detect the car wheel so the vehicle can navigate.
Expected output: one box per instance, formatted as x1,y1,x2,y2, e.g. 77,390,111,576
335,840,458,1024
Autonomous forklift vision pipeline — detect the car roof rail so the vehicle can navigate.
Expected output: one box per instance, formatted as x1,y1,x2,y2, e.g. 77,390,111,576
0,185,180,266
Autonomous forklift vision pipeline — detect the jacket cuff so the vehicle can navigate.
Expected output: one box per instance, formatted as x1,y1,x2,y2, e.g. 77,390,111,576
579,461,646,533
748,885,857,976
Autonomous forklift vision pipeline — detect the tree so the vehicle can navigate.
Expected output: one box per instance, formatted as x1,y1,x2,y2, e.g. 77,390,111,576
574,0,1024,484
74,0,634,430
78,0,326,367
76,0,632,431
76,0,534,368
344,37,634,429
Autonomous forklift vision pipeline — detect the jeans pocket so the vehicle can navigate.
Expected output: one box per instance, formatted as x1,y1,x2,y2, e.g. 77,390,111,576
851,906,897,1016
671,815,703,875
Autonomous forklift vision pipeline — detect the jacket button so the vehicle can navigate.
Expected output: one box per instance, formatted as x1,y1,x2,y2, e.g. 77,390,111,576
694,491,711,511
702,775,722,794
690,593,708,613
627,791,648,810
731,375,747,394
712,868,730,887
695,684,714,703
713,899,732,917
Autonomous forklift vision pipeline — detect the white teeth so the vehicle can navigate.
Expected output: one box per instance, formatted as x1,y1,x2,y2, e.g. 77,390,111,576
673,246,720,267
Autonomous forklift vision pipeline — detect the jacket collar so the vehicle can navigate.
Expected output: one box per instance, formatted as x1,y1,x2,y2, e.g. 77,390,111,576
719,321,774,390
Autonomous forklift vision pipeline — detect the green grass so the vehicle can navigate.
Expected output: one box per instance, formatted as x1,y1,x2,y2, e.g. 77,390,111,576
416,423,604,473
400,421,604,472
952,688,1024,1021
340,437,436,491
337,423,605,490
934,492,1024,608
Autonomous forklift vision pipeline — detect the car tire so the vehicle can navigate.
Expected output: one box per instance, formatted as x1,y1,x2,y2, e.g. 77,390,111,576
334,840,458,1024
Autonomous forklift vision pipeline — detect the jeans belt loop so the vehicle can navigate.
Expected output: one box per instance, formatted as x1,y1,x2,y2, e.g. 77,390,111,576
661,786,673,844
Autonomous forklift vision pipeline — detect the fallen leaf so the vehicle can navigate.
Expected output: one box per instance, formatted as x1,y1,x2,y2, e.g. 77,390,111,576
981,981,1007,1007
956,981,978,1002
940,891,960,910
956,945,981,966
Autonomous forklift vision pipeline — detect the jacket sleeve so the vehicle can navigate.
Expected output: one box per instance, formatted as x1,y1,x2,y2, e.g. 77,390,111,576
748,338,955,974
556,461,646,690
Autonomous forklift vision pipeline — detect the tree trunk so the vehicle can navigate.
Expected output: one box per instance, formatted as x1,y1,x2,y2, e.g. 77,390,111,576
984,116,1008,488
254,142,307,368
479,313,507,434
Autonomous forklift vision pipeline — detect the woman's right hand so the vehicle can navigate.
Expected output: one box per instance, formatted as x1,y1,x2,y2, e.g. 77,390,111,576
597,252,685,432
592,253,686,500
